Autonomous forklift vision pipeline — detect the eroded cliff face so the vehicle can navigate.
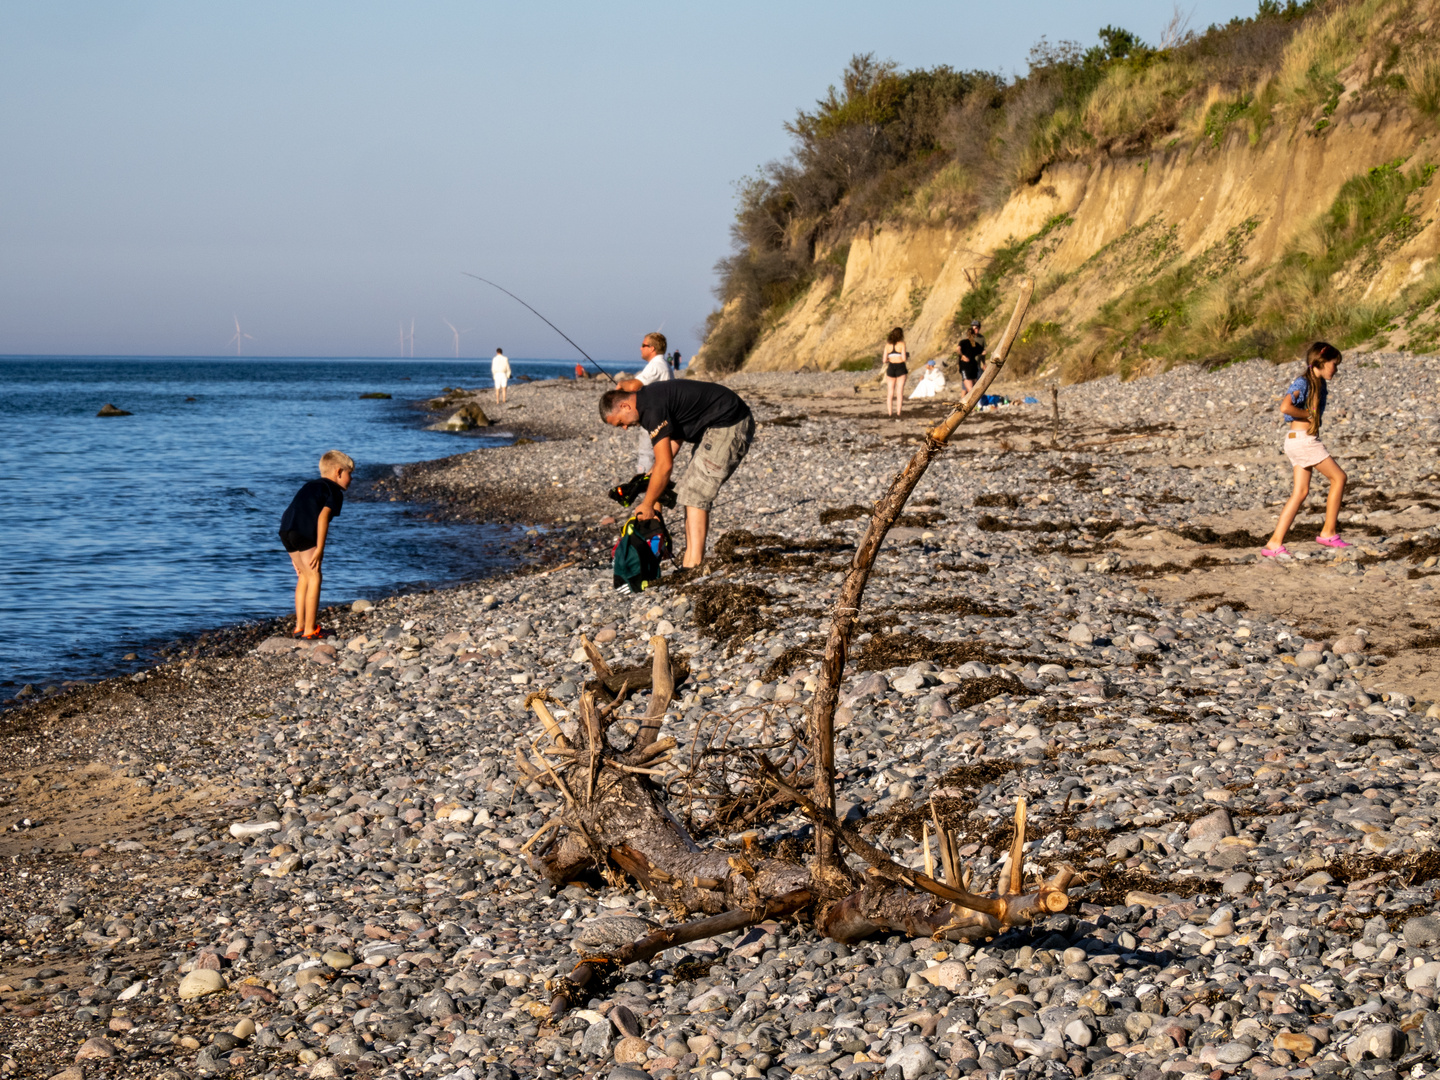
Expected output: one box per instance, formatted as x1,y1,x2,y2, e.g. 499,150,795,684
698,105,1440,377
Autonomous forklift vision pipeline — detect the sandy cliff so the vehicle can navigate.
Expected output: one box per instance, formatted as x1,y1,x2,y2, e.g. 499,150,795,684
721,110,1438,376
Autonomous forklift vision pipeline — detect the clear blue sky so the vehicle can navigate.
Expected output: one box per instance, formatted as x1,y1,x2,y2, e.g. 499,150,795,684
0,0,1256,361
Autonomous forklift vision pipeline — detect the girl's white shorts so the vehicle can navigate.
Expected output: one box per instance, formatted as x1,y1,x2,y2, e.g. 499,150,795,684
1283,430,1331,469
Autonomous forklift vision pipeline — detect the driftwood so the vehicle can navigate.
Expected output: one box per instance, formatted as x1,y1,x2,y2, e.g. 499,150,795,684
809,278,1035,872
528,281,1076,1018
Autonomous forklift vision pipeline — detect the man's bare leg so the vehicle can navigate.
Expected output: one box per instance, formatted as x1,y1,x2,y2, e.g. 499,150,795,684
683,506,709,568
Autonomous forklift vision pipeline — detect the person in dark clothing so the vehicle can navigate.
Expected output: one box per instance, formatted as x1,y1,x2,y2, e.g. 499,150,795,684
956,320,987,394
278,450,354,638
599,379,754,567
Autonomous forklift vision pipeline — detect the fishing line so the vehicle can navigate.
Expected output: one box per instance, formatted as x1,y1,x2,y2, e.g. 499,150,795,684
461,272,615,383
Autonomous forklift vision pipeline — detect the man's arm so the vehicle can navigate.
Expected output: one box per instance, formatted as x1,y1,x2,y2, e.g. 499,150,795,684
616,378,643,392
633,437,674,520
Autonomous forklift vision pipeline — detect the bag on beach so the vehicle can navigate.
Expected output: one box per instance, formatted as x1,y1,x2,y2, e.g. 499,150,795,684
612,514,673,593
608,472,678,510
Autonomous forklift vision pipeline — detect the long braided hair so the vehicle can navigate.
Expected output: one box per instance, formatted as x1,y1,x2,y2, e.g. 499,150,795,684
1302,341,1341,436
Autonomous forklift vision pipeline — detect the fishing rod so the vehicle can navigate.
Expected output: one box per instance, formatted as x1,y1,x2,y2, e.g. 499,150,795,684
461,272,615,383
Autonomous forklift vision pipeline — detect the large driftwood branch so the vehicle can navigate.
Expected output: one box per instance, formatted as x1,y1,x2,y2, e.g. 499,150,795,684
809,280,1034,872
760,762,1073,939
627,635,673,761
549,891,811,1020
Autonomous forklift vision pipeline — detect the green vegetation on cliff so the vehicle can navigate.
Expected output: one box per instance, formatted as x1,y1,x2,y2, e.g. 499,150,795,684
700,0,1440,376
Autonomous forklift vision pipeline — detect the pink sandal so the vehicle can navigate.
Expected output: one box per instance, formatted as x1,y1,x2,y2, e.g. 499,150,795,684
1261,546,1289,557
1316,535,1350,549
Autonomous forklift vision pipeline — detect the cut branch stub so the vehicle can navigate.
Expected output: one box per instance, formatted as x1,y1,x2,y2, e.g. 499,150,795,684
809,279,1034,872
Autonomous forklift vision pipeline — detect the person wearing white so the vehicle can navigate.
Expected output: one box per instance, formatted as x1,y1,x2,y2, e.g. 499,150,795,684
909,360,946,399
633,331,674,472
491,348,511,404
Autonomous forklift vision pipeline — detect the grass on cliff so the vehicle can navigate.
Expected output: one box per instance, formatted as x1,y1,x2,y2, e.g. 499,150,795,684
700,0,1440,375
1041,157,1440,377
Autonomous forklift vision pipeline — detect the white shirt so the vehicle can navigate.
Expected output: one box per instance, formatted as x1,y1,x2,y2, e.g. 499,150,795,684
491,352,511,378
637,351,674,385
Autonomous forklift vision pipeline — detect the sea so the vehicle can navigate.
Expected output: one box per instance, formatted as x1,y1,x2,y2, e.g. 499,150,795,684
0,355,581,693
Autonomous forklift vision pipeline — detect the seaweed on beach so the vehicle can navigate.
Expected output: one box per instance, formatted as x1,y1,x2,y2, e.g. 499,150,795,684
1081,868,1209,907
938,561,991,575
762,645,820,682
896,595,1016,619
973,493,1019,508
690,582,774,649
853,632,1005,672
820,505,869,525
713,530,853,571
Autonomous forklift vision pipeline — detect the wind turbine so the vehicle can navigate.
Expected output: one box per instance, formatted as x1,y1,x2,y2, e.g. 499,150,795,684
441,318,473,358
229,316,255,356
409,317,416,358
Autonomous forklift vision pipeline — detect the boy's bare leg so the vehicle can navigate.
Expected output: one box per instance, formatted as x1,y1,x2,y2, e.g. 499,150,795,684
289,548,323,634
683,506,708,568
289,551,307,633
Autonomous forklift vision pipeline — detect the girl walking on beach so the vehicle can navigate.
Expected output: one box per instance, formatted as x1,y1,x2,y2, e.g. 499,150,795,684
883,326,909,419
1262,341,1349,557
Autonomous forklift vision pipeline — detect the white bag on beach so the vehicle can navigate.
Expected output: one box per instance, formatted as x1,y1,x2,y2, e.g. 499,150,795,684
909,368,945,399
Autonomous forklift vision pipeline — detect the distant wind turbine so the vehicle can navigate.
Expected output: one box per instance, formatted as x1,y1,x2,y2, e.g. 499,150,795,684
229,316,255,356
409,317,416,358
442,318,473,358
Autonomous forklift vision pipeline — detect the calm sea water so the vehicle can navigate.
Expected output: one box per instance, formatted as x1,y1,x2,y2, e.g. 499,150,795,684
0,356,579,690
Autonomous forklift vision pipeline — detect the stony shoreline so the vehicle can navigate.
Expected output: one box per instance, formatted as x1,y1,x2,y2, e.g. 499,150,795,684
2,356,1440,1080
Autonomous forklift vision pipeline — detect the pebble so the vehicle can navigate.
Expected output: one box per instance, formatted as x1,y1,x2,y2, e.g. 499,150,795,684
885,1043,937,1079
74,1037,115,1060
177,969,224,999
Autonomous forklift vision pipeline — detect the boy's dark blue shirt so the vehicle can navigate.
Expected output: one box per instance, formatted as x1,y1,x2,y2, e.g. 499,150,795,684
280,478,344,540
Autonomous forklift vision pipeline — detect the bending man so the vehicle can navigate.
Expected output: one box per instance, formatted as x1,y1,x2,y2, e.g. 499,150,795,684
600,378,754,567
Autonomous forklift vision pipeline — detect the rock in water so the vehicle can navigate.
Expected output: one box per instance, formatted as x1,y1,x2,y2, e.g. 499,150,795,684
434,402,492,431
96,403,132,417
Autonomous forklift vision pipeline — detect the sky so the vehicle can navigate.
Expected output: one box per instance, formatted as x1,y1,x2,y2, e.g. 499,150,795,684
0,1,1259,362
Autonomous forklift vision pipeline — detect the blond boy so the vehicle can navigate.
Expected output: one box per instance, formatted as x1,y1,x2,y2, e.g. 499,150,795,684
278,450,354,638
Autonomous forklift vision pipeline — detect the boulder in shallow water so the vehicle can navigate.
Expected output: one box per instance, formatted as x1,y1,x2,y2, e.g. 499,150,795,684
96,403,132,416
431,402,491,431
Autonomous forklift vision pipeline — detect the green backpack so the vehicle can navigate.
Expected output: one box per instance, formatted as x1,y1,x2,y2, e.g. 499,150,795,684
612,515,673,594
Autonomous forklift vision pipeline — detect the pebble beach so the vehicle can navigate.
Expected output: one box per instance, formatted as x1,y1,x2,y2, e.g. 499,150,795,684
3,355,1440,1080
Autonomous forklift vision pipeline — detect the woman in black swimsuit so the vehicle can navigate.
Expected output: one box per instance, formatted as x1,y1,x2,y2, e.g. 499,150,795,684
882,326,909,419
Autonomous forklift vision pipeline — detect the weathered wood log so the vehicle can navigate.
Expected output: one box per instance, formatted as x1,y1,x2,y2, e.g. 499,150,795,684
549,891,811,1020
809,279,1034,872
583,657,690,705
530,644,826,915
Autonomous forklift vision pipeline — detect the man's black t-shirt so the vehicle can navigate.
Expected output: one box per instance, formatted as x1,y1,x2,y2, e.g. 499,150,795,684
280,478,345,540
636,380,750,446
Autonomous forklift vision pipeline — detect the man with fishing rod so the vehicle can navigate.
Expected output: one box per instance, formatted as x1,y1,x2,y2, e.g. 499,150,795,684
599,378,754,568
462,274,753,567
632,331,674,472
